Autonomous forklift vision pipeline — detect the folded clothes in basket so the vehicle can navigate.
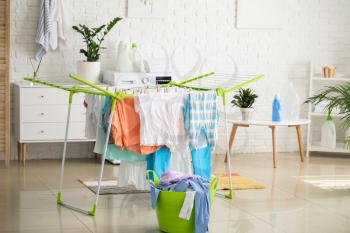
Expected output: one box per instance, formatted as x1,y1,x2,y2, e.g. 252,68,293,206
150,173,210,233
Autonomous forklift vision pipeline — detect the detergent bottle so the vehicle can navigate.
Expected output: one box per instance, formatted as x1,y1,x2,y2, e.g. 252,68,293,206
321,114,336,148
272,94,282,122
115,41,134,72
283,82,300,121
130,43,145,72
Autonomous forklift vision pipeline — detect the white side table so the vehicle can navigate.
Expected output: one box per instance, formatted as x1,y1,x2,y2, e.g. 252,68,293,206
226,119,310,168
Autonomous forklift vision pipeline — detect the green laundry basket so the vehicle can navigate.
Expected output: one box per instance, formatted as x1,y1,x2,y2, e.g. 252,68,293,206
154,175,218,233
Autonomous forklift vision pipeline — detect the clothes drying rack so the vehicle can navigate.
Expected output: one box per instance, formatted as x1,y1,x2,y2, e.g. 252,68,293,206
24,72,265,216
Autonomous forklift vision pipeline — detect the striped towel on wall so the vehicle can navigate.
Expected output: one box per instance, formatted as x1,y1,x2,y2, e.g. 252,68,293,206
35,0,53,60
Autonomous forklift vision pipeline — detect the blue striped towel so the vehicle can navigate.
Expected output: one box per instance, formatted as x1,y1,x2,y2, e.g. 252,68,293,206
35,0,53,60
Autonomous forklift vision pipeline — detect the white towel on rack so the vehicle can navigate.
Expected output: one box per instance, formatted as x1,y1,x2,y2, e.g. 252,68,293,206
50,0,67,50
35,0,53,60
85,95,103,139
170,143,192,175
117,161,150,191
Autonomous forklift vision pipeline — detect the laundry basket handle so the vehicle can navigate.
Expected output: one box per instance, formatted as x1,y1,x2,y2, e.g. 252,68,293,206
146,170,160,186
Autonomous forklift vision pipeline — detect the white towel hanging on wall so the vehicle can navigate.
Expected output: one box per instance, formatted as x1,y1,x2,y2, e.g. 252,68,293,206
35,0,53,60
50,0,67,50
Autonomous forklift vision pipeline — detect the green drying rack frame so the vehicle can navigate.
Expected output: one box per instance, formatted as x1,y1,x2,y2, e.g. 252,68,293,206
23,71,265,216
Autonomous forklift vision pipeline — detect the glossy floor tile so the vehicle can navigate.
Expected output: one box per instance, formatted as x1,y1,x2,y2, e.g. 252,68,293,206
1,153,350,232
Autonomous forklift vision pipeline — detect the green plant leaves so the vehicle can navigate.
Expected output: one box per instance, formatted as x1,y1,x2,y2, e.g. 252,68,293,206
305,82,350,128
72,17,123,62
231,88,258,108
107,17,123,32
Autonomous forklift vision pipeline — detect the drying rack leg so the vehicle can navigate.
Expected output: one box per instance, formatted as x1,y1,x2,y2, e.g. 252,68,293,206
89,110,115,216
57,94,116,217
57,101,72,205
223,105,234,199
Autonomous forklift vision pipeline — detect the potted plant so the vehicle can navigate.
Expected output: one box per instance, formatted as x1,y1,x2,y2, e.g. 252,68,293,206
73,17,122,83
231,88,258,121
305,83,350,147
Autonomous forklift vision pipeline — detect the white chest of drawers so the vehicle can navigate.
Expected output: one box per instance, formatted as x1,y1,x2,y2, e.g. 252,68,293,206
14,82,95,165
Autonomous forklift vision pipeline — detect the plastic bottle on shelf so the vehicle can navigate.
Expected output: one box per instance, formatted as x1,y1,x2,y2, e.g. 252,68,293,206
130,43,145,72
272,94,282,122
320,114,336,149
283,82,300,121
115,41,134,72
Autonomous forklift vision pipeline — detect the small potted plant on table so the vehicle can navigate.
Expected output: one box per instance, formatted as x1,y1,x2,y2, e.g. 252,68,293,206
231,88,258,121
73,17,122,83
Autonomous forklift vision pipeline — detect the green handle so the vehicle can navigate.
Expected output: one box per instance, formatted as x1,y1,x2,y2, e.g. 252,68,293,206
146,170,160,186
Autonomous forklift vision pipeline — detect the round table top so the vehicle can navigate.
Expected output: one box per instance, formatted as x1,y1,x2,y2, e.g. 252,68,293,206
227,119,310,126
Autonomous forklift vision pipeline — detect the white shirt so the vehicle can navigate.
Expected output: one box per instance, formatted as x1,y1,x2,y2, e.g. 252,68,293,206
135,93,186,151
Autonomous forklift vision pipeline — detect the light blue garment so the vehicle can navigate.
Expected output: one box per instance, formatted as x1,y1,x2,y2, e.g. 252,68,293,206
147,146,171,180
191,147,212,181
272,94,282,122
35,0,53,60
105,145,147,162
150,176,210,233
184,92,219,150
102,96,112,133
93,96,114,155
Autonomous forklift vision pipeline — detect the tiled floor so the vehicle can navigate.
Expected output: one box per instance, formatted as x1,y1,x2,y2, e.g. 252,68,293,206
1,153,350,233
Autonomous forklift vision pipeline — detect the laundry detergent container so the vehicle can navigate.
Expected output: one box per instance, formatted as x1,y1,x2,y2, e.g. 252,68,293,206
155,177,218,233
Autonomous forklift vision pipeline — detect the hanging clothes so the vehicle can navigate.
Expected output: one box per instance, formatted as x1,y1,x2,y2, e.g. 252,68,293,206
35,0,53,60
184,91,219,180
146,146,171,179
105,144,147,162
118,160,149,191
93,94,113,154
84,94,103,139
191,147,212,181
184,91,219,150
135,92,187,151
102,96,112,134
111,96,161,155
169,144,192,175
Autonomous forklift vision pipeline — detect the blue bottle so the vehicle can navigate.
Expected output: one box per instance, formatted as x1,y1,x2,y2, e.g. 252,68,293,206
272,94,282,122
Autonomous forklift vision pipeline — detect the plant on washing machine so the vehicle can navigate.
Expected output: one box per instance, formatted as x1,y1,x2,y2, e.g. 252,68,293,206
231,88,258,121
73,17,123,83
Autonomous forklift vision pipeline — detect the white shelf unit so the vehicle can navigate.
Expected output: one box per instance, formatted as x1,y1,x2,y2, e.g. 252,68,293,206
306,63,350,156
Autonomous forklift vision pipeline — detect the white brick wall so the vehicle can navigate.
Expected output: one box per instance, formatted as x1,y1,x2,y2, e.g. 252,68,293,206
9,0,350,159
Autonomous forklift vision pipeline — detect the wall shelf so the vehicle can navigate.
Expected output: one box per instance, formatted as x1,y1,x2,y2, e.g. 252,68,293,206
312,76,350,82
310,112,345,118
309,142,350,153
306,63,350,155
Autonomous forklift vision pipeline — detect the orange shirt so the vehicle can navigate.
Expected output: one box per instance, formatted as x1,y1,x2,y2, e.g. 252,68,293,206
111,96,161,155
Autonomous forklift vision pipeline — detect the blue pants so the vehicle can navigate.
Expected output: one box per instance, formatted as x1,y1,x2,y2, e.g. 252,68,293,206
191,147,212,181
146,146,171,180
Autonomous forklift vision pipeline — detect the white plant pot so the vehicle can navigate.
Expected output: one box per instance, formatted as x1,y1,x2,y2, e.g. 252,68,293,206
240,108,254,121
76,61,101,83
